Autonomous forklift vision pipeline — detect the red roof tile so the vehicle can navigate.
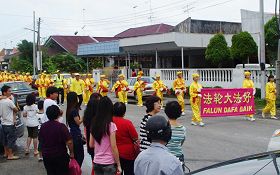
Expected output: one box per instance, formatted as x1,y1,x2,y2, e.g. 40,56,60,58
114,23,174,38
46,35,96,54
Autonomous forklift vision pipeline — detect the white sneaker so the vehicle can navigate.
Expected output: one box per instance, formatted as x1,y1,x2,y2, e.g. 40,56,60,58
249,117,256,122
262,112,265,118
125,103,128,105
271,116,278,120
181,112,185,116
199,122,205,127
191,121,197,126
161,107,164,110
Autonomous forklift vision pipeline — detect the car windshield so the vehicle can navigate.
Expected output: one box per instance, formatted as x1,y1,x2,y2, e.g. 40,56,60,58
0,82,32,91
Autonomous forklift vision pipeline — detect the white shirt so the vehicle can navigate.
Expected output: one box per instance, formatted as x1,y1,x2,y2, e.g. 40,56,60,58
42,98,63,123
0,98,16,126
23,104,39,127
36,112,44,130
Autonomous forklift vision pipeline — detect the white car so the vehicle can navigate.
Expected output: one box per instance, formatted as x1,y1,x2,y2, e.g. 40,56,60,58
127,76,155,100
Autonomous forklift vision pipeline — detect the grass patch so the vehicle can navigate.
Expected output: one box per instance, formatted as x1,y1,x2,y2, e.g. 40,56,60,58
255,98,280,109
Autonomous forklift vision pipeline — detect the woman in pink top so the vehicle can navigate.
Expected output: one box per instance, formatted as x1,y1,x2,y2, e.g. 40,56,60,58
89,96,121,175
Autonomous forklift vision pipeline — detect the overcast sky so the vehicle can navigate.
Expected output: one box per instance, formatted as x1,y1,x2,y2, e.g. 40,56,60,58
0,0,276,48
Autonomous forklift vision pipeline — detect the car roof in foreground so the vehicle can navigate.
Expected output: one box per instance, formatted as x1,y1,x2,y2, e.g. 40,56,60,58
187,151,280,175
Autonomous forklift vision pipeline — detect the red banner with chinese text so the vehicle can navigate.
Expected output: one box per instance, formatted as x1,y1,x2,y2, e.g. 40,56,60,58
201,88,255,117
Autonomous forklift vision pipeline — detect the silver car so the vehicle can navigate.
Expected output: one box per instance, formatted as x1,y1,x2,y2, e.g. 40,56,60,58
127,76,155,100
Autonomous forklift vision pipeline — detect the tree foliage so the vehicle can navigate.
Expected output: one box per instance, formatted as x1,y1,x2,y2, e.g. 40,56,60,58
231,31,258,64
205,33,231,67
88,58,103,69
265,16,279,65
17,40,33,62
10,56,33,73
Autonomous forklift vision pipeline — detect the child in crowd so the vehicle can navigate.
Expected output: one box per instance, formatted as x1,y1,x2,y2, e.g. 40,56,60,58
36,100,44,161
165,101,186,170
23,94,40,156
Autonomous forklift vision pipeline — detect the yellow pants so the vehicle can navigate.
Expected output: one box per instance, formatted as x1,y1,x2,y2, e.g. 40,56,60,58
42,87,47,98
84,90,92,104
156,91,164,107
64,88,68,100
124,91,128,103
176,93,185,112
118,91,125,103
136,90,143,106
263,100,276,116
38,87,42,98
100,92,107,97
191,99,202,122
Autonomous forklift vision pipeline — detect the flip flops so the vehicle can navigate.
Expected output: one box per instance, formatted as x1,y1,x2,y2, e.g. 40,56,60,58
7,156,20,160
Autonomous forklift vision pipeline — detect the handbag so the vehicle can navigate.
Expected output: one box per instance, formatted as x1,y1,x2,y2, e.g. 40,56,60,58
133,140,140,157
69,158,82,175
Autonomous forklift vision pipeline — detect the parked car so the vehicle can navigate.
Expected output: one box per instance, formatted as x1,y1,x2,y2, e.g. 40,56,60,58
0,81,39,108
52,73,71,80
127,76,155,100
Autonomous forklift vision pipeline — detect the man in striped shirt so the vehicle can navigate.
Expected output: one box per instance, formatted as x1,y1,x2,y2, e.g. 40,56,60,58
139,96,161,151
165,101,186,168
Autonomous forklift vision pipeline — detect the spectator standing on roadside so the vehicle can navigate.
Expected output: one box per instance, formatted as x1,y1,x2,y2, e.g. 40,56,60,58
23,94,39,156
39,105,74,175
36,100,44,161
89,97,122,175
165,101,186,170
83,93,102,161
113,102,138,175
134,115,184,175
131,69,137,77
0,85,19,160
66,92,84,167
139,95,161,151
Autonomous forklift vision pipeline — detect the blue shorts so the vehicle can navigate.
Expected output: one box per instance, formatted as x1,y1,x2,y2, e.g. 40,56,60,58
2,125,17,149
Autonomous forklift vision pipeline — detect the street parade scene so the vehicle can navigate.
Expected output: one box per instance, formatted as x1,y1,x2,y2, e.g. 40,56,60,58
0,0,280,175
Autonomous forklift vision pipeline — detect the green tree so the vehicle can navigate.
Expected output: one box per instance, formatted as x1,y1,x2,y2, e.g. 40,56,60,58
88,58,103,70
10,56,33,73
231,31,258,66
265,16,279,65
45,53,86,73
17,40,33,62
205,33,231,67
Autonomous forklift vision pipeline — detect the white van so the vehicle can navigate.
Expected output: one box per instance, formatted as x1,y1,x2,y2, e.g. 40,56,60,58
235,64,272,69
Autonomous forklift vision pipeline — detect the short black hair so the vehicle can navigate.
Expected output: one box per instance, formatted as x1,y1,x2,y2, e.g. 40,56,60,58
1,85,11,95
268,75,274,82
145,95,161,113
46,87,59,97
46,105,60,121
26,94,36,106
165,101,182,119
37,100,44,110
113,102,126,117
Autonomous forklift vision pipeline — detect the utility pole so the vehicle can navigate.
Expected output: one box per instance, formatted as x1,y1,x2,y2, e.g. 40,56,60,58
33,11,36,76
260,0,266,99
276,0,280,98
37,17,42,72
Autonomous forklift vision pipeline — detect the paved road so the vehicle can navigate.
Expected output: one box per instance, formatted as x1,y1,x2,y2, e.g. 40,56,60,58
1,95,279,175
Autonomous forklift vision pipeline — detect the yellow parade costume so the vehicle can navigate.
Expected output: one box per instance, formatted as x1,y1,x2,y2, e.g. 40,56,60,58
97,75,110,97
134,76,145,106
84,76,94,104
189,74,203,123
63,78,69,100
112,74,129,103
242,71,255,119
152,75,167,108
35,76,42,98
263,82,277,117
173,72,186,113
72,78,85,96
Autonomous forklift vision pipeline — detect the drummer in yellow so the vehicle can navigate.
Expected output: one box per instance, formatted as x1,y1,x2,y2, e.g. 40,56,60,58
84,74,95,105
25,73,33,85
112,74,129,104
262,75,277,119
97,75,110,97
242,71,256,121
152,74,167,109
189,73,204,126
173,71,187,116
134,75,146,107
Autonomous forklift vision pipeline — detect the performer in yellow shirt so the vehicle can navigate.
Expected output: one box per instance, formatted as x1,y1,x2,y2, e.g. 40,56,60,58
84,74,95,105
134,75,146,107
138,68,144,77
189,73,204,126
35,74,42,98
242,71,256,121
262,75,277,119
173,71,187,116
72,73,85,109
112,74,129,104
63,77,69,101
40,74,47,98
97,74,110,97
152,74,167,109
